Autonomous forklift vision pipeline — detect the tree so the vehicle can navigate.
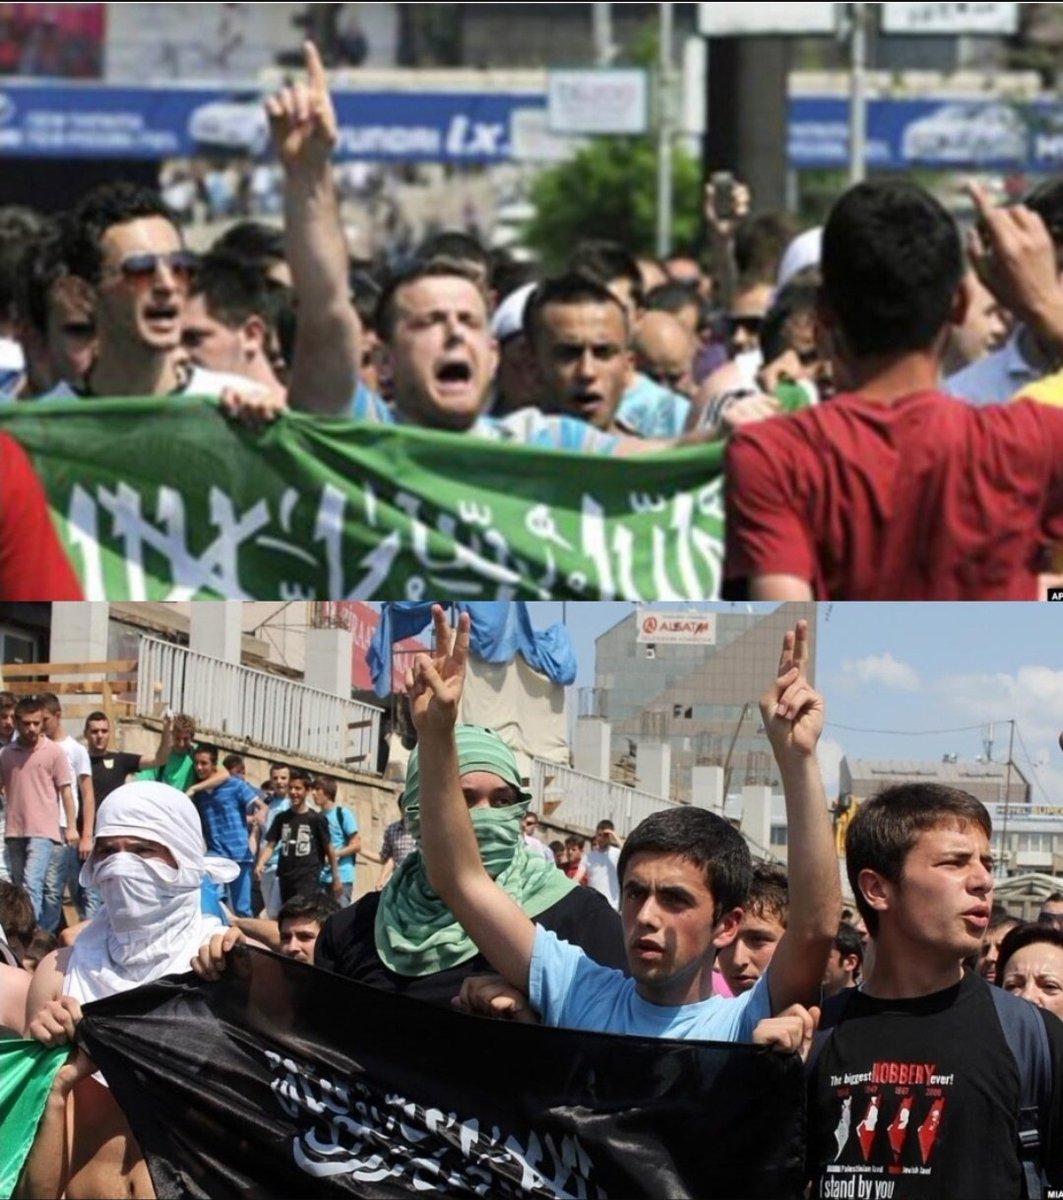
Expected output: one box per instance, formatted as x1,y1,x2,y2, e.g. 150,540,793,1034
524,137,702,270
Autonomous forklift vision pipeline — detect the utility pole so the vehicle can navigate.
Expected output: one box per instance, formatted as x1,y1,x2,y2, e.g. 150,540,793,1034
592,3,615,66
848,2,868,185
998,719,1016,878
656,2,676,258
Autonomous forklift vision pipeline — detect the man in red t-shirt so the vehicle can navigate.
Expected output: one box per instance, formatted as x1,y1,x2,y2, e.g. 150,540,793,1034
724,180,1063,600
0,433,82,600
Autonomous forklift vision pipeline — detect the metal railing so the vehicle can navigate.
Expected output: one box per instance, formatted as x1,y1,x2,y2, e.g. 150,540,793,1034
529,758,678,837
137,637,382,771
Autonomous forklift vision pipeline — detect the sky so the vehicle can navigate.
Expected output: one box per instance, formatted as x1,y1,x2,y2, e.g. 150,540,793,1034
525,602,1063,804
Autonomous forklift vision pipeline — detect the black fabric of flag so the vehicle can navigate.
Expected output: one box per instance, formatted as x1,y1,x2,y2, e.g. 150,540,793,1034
78,946,806,1199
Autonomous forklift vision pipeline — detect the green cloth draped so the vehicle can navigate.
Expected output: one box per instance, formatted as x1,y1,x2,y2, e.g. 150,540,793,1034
375,726,574,976
0,1037,67,1199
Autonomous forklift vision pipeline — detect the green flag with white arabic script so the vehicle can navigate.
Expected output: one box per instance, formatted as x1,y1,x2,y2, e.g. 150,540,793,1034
0,1037,67,1199
0,397,725,601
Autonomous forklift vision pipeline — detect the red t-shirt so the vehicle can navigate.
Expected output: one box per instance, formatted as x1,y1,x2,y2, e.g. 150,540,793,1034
724,392,1063,600
0,433,82,600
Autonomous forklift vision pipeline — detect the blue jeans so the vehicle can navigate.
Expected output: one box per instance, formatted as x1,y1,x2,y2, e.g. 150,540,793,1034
40,842,82,933
6,836,56,922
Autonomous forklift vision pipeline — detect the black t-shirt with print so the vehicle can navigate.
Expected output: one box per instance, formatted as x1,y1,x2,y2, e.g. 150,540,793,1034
807,970,1063,1200
266,808,330,882
89,751,143,804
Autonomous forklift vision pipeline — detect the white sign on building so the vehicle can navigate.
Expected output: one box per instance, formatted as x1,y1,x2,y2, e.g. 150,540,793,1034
880,3,1019,35
636,611,717,646
697,4,838,37
547,70,648,136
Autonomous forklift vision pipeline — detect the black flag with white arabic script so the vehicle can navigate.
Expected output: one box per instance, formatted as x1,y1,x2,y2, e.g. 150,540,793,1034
77,946,806,1199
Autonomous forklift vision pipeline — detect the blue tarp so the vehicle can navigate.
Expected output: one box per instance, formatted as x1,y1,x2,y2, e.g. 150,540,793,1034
367,602,577,697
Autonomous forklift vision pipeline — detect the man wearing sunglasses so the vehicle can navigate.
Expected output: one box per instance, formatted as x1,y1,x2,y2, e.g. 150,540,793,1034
42,183,271,404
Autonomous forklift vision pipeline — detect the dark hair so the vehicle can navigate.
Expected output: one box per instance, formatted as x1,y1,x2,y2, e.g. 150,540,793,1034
374,257,488,343
488,247,537,300
989,904,1020,934
845,783,991,937
288,767,312,787
83,709,108,727
834,921,865,966
734,213,801,281
645,281,700,317
14,216,71,336
745,861,789,926
195,743,220,763
596,819,615,832
278,892,341,928
222,753,245,772
38,691,60,716
0,206,46,320
211,220,286,267
14,696,43,717
65,182,180,286
189,251,273,329
1043,891,1063,905
313,776,338,801
568,239,644,309
821,180,963,358
0,880,36,950
0,691,17,711
617,807,752,924
564,834,586,850
996,922,1063,985
759,267,821,363
522,271,629,346
22,927,58,970
269,761,290,775
416,230,489,276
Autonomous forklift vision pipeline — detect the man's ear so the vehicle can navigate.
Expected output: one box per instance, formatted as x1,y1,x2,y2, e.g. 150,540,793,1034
240,315,268,359
858,868,891,918
712,906,743,950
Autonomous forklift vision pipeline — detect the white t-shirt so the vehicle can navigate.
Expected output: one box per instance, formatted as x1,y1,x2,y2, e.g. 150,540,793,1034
585,844,621,909
56,734,90,828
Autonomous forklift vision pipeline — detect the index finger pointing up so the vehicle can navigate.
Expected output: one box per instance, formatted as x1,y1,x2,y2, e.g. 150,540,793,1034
303,39,328,93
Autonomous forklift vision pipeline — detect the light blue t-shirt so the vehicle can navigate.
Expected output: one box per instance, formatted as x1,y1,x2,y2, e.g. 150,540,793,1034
529,925,771,1040
616,372,692,439
264,796,290,869
350,384,620,455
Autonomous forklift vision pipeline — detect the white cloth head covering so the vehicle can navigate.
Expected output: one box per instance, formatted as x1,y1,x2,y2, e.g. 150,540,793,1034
66,782,232,1009
490,282,537,343
776,227,823,291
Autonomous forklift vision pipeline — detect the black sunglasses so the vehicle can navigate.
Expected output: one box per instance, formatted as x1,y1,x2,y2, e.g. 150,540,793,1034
110,250,199,287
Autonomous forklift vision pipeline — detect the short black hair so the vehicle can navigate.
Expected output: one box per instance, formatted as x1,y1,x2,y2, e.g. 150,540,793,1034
1023,177,1063,260
211,220,286,268
645,281,700,317
0,206,45,320
834,921,865,965
759,267,821,363
195,743,220,763
821,180,963,359
278,892,341,927
617,807,752,925
568,239,644,309
522,271,629,346
64,182,180,286
734,212,801,281
288,767,312,787
190,251,273,329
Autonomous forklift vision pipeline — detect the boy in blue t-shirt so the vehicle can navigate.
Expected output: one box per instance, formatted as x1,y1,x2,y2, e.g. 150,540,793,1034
189,744,261,917
409,607,839,1047
313,775,360,904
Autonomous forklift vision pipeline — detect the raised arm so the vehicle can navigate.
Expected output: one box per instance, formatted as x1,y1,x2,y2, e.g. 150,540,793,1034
757,620,840,1013
411,606,537,993
140,711,174,770
268,40,360,414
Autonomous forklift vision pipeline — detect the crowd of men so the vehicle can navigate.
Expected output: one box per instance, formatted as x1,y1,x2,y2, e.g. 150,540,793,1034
1,41,1062,599
1,614,1060,1198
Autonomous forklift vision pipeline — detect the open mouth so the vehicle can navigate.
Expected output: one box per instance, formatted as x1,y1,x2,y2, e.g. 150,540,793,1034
435,360,473,387
145,304,180,325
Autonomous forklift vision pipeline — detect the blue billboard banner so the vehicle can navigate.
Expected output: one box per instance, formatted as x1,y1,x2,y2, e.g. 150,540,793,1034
0,79,546,163
790,95,1063,172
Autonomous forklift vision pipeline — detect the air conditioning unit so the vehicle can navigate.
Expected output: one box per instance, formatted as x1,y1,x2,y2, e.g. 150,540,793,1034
645,644,656,660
